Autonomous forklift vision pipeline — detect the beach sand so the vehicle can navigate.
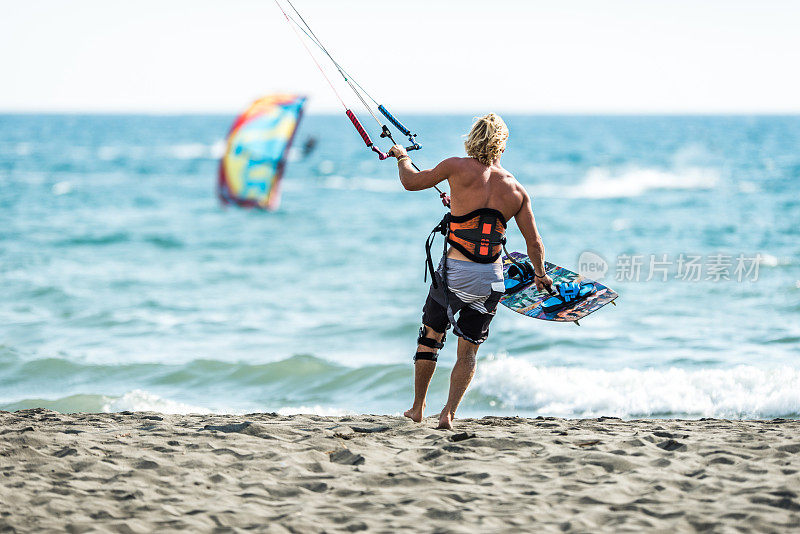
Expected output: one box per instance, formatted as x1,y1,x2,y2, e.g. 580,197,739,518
1,410,799,533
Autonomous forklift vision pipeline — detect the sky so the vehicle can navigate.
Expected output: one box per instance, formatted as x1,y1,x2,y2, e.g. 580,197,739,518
2,0,800,114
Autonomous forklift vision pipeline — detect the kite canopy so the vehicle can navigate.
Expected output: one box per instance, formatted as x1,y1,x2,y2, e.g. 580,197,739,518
218,94,306,210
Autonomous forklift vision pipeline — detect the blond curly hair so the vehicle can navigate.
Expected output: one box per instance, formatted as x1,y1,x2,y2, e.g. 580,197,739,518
464,113,508,165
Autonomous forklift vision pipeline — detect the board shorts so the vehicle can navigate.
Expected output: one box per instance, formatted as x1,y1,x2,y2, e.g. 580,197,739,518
422,257,505,345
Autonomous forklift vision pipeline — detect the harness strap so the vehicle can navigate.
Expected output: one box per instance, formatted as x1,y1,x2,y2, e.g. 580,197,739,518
424,212,451,289
422,213,453,331
450,231,507,246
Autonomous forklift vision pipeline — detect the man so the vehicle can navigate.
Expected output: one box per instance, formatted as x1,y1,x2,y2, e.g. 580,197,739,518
388,113,554,430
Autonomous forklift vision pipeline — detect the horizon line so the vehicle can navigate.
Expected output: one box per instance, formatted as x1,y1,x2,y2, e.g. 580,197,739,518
2,109,800,117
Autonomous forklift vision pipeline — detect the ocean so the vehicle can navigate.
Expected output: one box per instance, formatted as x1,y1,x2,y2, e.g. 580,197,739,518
1,113,798,419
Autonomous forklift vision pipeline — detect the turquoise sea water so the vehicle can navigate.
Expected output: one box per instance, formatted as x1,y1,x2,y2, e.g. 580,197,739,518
1,114,799,418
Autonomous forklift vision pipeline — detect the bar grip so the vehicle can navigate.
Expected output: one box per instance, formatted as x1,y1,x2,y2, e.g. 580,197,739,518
371,146,390,160
346,109,373,147
378,105,411,137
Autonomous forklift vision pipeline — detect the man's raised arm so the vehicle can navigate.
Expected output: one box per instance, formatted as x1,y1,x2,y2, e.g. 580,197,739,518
389,144,453,191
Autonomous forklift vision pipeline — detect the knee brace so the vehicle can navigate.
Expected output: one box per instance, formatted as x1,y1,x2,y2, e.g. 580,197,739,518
414,326,446,362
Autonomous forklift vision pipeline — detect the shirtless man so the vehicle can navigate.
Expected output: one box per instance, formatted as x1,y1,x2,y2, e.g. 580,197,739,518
388,113,553,430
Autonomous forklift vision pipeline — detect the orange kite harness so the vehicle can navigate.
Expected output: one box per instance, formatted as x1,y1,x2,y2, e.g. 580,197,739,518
446,208,508,263
425,208,508,289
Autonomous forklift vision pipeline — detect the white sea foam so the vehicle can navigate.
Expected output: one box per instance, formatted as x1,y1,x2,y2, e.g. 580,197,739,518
322,176,402,193
759,253,779,267
102,391,352,416
286,147,301,162
611,218,631,231
97,146,122,161
15,142,32,156
535,166,719,199
474,355,800,418
211,140,226,158
317,160,335,175
738,181,760,193
95,142,223,162
168,143,222,160
103,389,211,414
52,181,72,195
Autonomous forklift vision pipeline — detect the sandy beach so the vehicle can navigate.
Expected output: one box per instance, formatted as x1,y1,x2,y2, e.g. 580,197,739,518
0,410,798,532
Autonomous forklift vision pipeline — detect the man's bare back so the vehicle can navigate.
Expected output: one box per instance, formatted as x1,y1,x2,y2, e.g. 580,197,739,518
442,157,524,262
390,151,550,280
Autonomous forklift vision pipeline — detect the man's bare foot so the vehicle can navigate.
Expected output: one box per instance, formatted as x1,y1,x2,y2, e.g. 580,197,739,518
404,405,424,423
437,409,454,430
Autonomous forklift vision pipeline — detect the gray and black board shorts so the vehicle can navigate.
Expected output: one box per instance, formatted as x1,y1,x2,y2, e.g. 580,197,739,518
422,257,505,345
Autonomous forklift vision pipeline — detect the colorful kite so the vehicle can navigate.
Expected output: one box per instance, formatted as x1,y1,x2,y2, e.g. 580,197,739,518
218,94,306,210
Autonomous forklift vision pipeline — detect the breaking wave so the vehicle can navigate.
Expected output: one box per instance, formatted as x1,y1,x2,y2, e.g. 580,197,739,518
535,166,719,199
473,355,800,419
2,353,798,419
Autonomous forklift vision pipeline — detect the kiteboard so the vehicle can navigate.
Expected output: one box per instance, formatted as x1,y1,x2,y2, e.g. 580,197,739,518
500,251,618,325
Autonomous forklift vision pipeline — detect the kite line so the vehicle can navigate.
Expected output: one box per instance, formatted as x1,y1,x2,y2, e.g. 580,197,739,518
273,0,450,207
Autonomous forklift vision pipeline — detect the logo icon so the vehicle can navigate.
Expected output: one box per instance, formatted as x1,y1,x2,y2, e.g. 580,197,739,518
578,251,608,280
